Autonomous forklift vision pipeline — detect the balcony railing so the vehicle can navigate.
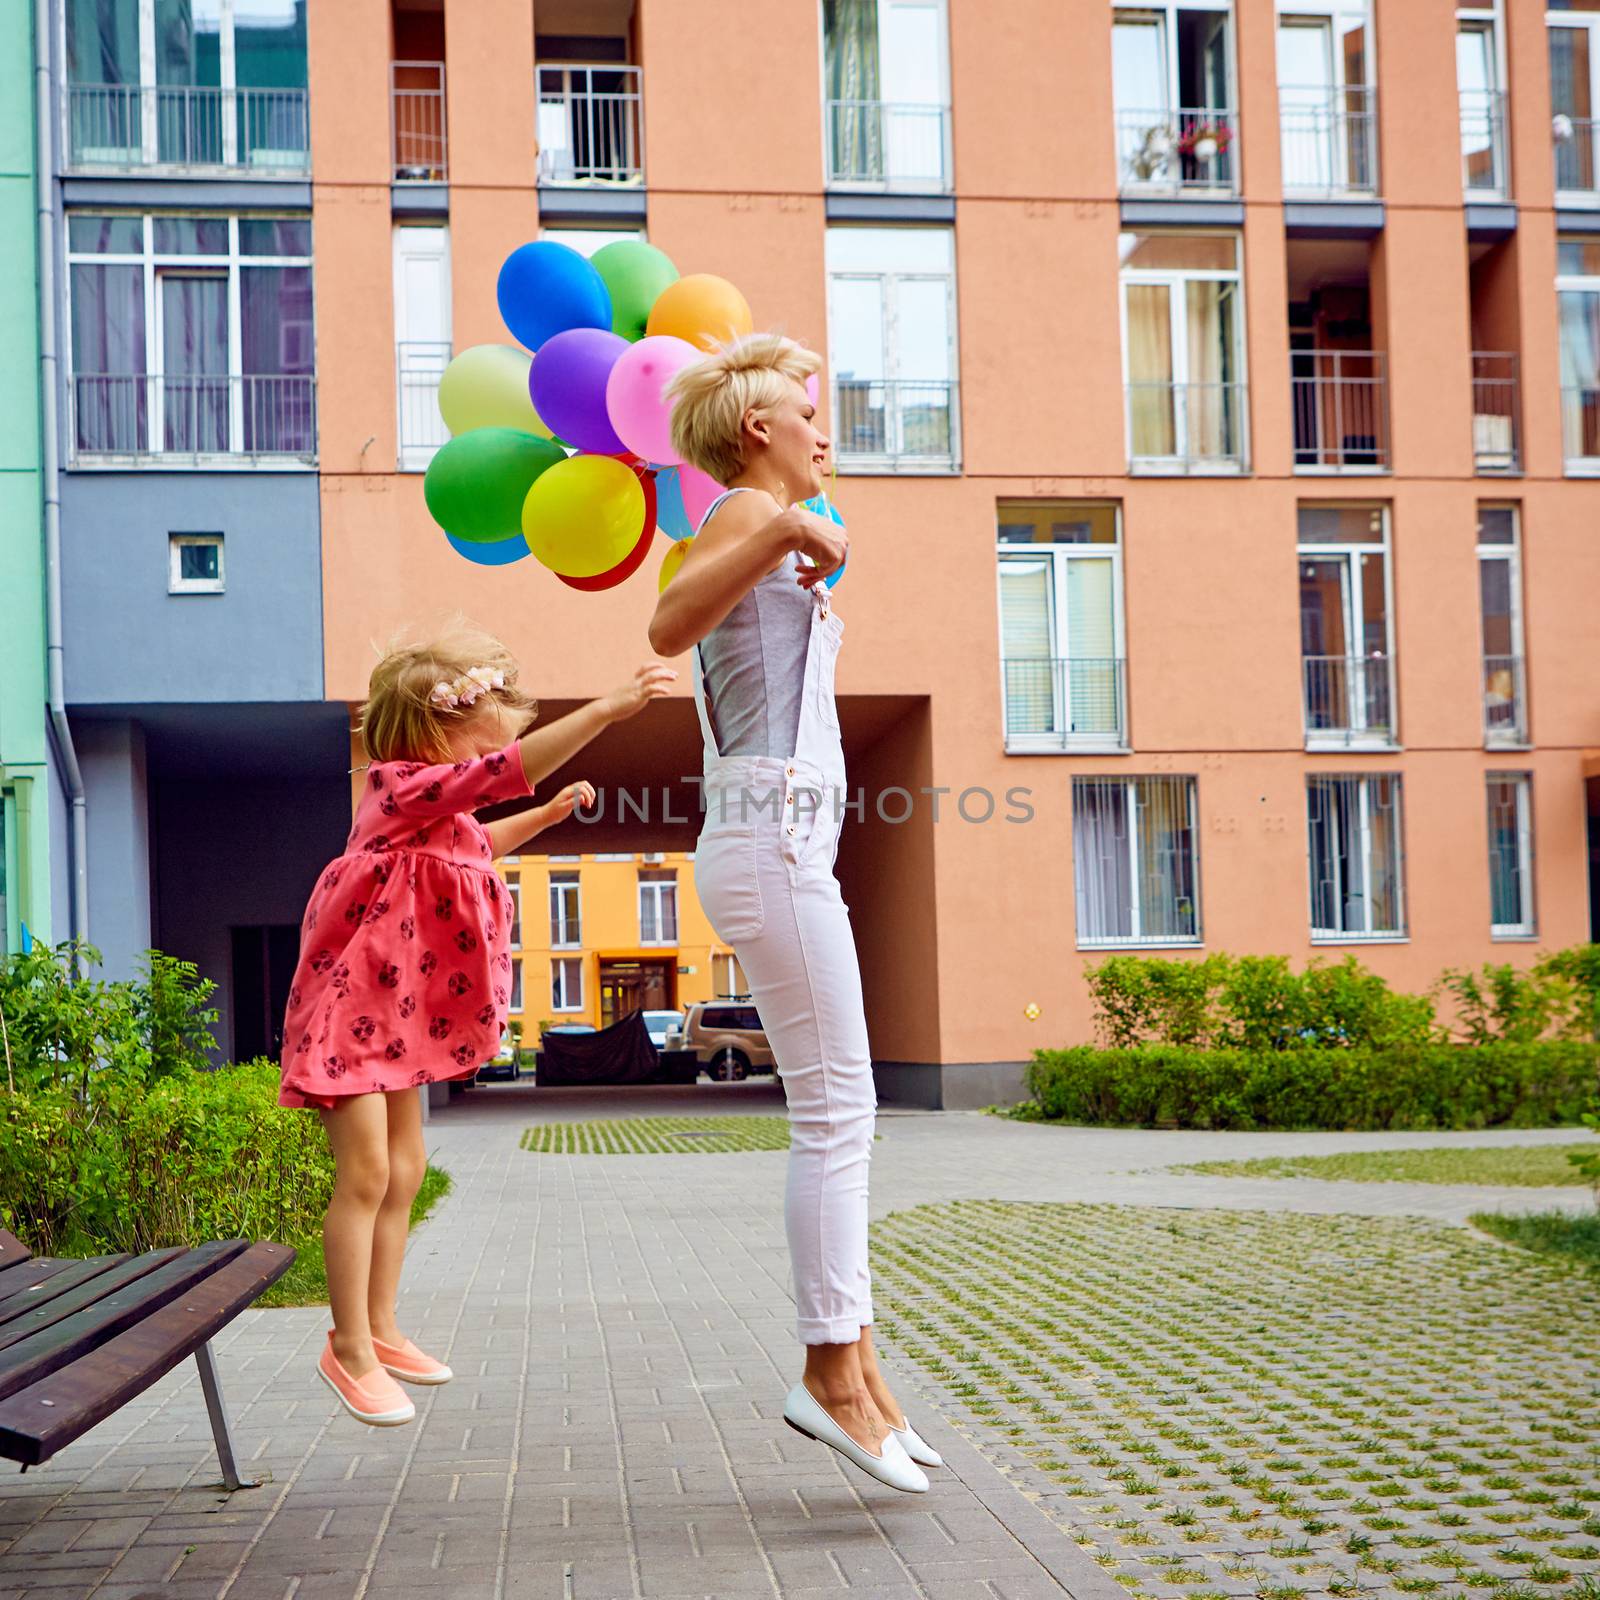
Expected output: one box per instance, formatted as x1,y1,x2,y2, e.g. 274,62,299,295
1460,89,1508,197
397,341,450,470
536,64,643,185
392,61,446,182
833,379,959,472
66,82,309,173
1483,654,1528,747
1114,106,1238,196
1003,657,1127,751
70,373,316,463
1279,85,1378,197
1302,653,1397,747
824,100,952,191
1471,352,1521,474
1553,113,1600,198
1126,381,1247,470
1291,349,1389,471
1562,385,1600,466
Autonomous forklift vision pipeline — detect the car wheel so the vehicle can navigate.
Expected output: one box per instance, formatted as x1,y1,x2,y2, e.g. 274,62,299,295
709,1047,749,1082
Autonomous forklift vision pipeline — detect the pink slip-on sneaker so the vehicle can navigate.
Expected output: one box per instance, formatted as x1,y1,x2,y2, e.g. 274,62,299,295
372,1334,454,1385
317,1333,416,1425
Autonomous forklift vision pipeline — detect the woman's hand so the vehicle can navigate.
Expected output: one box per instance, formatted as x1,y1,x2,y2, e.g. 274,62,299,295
604,662,677,722
778,506,848,585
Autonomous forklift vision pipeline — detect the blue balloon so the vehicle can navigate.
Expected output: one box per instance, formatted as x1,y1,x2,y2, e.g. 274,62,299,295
496,241,612,353
447,530,532,566
799,493,847,589
655,465,694,541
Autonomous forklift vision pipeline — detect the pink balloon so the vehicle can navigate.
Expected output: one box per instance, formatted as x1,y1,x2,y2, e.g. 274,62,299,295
605,335,700,466
805,371,820,407
677,462,725,528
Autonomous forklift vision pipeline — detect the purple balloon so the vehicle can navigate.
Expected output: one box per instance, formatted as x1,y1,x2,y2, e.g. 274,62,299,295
529,328,629,455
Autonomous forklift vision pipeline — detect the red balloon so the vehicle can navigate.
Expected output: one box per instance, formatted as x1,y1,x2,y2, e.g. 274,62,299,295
556,466,659,592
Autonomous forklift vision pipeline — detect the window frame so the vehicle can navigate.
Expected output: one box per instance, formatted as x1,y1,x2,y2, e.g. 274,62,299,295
638,871,678,946
1556,237,1600,473
551,955,584,1012
1071,774,1203,949
1456,3,1510,199
1476,503,1528,748
1486,771,1536,939
168,531,225,594
548,873,581,949
1548,8,1600,204
1305,772,1407,942
1275,0,1378,197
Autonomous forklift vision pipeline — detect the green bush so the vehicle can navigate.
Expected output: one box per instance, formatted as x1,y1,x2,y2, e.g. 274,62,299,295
1023,1043,1600,1132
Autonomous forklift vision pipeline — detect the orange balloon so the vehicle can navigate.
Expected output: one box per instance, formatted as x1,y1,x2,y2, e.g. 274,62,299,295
645,274,754,353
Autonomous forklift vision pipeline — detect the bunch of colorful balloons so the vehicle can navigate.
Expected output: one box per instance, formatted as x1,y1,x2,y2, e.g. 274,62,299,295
422,238,844,596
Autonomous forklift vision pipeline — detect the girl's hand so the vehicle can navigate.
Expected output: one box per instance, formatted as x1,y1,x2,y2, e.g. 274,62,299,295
605,663,677,722
547,780,595,822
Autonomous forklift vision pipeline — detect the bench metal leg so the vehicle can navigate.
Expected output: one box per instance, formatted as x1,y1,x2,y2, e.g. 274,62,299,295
195,1339,259,1491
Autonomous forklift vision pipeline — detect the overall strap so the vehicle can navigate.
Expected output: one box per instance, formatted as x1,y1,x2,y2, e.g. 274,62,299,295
695,483,755,534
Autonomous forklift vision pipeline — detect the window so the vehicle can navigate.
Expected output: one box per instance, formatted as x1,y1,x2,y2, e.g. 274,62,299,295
1557,238,1600,469
1551,8,1600,197
168,532,223,593
65,0,309,173
509,958,524,1012
67,213,315,462
712,952,745,998
394,226,451,471
826,227,959,472
551,956,583,1011
1457,6,1508,196
1113,3,1237,195
536,229,646,257
822,0,951,190
1297,504,1395,747
507,880,522,948
549,872,581,947
1120,232,1246,469
639,869,678,945
1277,1,1376,196
1072,776,1200,946
536,62,644,186
1307,774,1405,940
1486,773,1535,937
997,501,1126,749
1477,506,1527,746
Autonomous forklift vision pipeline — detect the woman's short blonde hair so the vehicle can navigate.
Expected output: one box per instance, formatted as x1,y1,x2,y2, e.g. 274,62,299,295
359,618,537,765
664,332,821,488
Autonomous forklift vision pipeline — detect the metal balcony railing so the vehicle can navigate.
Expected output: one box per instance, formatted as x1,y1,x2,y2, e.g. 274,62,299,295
392,61,446,181
824,100,952,191
1003,657,1127,750
1482,653,1528,747
1302,653,1397,747
536,64,643,185
397,341,451,470
1562,385,1600,465
1471,352,1521,473
1114,106,1238,195
1279,84,1377,196
66,82,309,173
1126,380,1247,469
1553,113,1600,196
833,379,959,472
1291,349,1389,471
1460,88,1509,197
70,373,317,462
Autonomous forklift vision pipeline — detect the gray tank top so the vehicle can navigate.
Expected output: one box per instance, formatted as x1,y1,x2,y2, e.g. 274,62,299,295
696,487,813,759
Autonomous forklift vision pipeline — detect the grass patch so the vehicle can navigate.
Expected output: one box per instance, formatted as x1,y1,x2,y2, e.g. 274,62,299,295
1473,1211,1600,1277
257,1163,451,1308
521,1115,794,1155
1179,1145,1596,1188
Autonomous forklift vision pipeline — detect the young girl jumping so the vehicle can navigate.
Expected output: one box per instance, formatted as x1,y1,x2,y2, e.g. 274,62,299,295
279,621,674,1426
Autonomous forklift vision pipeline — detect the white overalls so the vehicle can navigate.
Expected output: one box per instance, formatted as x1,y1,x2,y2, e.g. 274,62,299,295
690,503,877,1346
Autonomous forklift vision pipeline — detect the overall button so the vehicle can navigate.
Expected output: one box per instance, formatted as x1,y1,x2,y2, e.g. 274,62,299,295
787,824,796,835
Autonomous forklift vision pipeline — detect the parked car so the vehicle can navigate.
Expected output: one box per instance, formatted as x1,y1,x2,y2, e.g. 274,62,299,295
667,1000,776,1081
474,1030,520,1083
543,1022,596,1036
640,1009,685,1050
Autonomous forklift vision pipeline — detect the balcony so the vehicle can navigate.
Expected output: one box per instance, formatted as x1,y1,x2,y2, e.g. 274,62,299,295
1115,106,1238,197
1563,385,1600,468
392,61,446,182
1460,89,1508,198
1279,86,1378,197
1302,653,1396,749
1553,113,1599,200
1471,352,1521,474
833,379,959,473
824,100,952,192
1002,657,1127,753
69,374,317,465
536,64,643,186
1483,654,1528,747
397,341,450,471
1126,381,1247,472
1291,350,1389,471
66,83,309,174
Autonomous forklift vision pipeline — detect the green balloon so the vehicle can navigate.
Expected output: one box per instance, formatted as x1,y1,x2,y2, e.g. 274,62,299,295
423,428,566,543
591,240,680,342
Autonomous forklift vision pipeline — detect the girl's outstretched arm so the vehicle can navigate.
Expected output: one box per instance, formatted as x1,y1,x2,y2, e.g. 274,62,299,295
513,664,675,789
484,780,594,859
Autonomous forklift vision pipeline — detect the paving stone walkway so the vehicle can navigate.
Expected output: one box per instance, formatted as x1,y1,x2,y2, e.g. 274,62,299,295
0,1086,1588,1600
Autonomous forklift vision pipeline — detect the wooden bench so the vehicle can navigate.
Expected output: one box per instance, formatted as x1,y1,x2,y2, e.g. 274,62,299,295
0,1229,294,1490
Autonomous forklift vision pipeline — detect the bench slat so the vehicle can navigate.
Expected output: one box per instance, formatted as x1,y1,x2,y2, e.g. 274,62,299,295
0,1241,294,1465
0,1232,31,1274
0,1256,133,1333
0,1249,189,1354
0,1260,81,1317
0,1241,252,1403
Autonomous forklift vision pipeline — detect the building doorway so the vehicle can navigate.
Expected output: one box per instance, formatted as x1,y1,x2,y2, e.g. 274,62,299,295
597,956,676,1027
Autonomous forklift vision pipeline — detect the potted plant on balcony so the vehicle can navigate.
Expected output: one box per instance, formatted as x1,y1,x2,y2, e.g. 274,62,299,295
1176,121,1232,164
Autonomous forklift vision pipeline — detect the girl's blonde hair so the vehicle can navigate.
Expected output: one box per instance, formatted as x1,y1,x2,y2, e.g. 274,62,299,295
359,619,537,765
664,332,821,488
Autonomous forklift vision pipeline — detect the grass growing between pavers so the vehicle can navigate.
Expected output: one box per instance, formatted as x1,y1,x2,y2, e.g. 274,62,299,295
1474,1212,1600,1279
869,1201,1600,1600
256,1164,451,1308
1177,1146,1596,1188
521,1115,793,1154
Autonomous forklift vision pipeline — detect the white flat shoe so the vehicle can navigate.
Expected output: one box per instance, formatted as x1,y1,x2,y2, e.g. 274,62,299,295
889,1416,943,1469
782,1382,929,1493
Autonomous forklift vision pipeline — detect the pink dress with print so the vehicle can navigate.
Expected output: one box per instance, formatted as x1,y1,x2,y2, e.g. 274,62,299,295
278,743,532,1109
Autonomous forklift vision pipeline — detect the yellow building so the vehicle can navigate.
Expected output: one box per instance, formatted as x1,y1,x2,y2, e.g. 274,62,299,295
502,852,749,1036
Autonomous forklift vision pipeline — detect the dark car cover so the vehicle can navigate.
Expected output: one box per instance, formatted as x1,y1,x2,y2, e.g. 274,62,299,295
535,1008,662,1086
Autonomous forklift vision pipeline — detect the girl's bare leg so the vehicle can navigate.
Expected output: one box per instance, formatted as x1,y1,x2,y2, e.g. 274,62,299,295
802,1337,889,1454
368,1088,427,1347
318,1094,392,1380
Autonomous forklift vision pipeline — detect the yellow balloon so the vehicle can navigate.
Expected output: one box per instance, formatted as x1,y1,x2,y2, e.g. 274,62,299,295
658,536,692,593
522,454,645,578
438,345,553,439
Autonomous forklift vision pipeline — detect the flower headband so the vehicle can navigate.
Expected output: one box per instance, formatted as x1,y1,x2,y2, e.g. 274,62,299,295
429,664,506,710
